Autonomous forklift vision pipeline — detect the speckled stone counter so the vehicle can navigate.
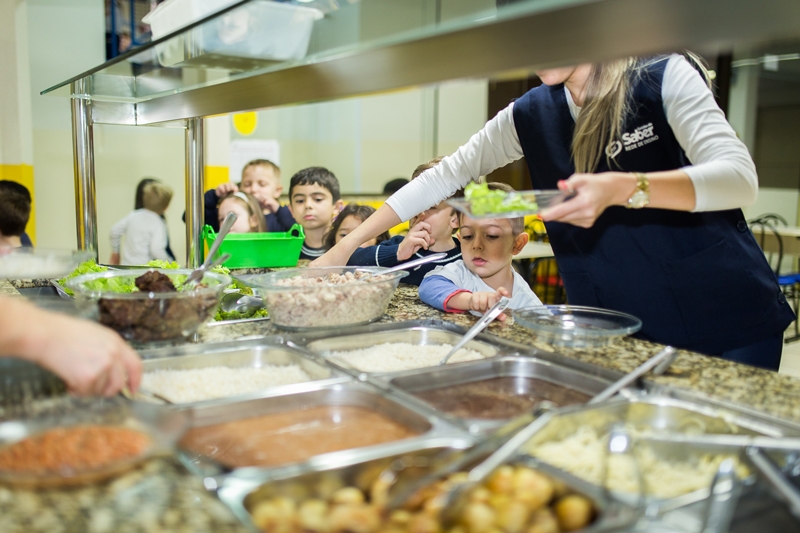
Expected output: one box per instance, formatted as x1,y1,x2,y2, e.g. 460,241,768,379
3,279,800,532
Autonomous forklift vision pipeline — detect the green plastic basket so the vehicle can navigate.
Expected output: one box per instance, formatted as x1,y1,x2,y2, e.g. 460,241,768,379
202,223,305,268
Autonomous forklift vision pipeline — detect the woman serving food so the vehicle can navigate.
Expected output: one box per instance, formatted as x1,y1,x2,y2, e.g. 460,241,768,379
315,53,794,370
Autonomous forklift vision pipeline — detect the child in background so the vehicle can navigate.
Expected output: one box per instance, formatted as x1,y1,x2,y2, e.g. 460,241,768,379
217,191,268,233
136,177,175,261
289,167,343,260
0,181,33,247
110,181,173,265
0,193,31,248
346,158,462,286
419,182,541,319
323,204,390,250
205,159,295,233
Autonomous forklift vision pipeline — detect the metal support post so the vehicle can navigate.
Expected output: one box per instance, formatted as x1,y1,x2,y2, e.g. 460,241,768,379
185,118,205,268
70,80,98,256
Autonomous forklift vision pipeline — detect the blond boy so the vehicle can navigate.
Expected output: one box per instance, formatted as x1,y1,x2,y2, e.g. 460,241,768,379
208,159,295,232
110,181,173,265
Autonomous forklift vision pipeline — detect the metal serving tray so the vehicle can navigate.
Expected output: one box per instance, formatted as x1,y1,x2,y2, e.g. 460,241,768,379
522,392,800,510
293,321,507,377
217,445,633,533
136,338,349,407
290,318,628,383
178,380,471,479
387,356,613,432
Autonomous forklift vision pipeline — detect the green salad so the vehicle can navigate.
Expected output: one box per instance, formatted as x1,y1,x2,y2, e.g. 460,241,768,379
57,260,268,322
464,182,538,216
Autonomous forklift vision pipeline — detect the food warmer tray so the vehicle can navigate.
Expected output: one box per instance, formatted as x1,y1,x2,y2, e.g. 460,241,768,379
521,392,800,511
384,355,614,433
289,318,627,383
136,337,351,408
177,380,473,480
217,443,635,533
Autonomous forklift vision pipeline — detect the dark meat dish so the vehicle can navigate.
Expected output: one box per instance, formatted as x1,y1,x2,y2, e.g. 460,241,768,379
135,271,177,293
98,271,217,342
413,377,591,419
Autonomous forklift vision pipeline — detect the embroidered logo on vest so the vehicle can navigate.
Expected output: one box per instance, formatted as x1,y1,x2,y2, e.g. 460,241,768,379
606,122,660,158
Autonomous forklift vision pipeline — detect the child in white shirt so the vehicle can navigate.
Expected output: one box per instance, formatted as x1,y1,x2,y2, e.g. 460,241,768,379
110,181,173,265
419,182,542,320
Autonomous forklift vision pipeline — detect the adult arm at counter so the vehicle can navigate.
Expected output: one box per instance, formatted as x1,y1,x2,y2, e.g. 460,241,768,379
0,296,142,397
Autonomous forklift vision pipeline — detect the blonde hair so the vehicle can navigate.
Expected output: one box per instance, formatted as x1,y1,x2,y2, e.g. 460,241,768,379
572,53,710,174
142,182,173,214
219,191,267,233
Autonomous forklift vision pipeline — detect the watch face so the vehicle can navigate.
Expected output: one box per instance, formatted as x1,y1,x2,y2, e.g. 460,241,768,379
629,190,649,209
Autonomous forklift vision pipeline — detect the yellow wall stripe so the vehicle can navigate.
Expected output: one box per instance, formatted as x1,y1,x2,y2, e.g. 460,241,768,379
204,165,230,192
0,164,36,244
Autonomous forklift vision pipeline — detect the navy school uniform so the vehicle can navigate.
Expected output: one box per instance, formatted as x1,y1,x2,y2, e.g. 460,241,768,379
202,189,296,233
347,236,462,286
512,57,794,357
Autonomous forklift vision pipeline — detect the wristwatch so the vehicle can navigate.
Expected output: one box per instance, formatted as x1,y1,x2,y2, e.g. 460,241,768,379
626,172,650,209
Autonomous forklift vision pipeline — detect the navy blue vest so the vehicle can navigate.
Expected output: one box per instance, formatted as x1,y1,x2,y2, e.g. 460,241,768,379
513,58,794,355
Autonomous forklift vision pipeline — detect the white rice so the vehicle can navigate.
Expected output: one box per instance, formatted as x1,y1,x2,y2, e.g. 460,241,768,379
141,364,312,404
327,342,487,373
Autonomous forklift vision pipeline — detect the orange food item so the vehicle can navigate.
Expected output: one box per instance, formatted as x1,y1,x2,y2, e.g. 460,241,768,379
0,425,151,475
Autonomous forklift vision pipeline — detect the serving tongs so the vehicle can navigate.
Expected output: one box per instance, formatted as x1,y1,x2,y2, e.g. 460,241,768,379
180,211,237,289
386,345,678,518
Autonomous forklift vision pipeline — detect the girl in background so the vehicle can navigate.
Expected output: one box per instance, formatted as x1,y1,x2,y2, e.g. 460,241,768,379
218,191,268,233
324,204,390,250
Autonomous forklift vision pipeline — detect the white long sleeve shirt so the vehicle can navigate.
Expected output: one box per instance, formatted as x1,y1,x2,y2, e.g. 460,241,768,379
109,209,171,266
387,54,757,221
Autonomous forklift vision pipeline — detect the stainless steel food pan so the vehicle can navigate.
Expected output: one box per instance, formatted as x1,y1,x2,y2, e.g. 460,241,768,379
523,392,800,509
217,445,631,533
178,381,471,479
137,338,349,407
295,322,504,376
388,356,612,430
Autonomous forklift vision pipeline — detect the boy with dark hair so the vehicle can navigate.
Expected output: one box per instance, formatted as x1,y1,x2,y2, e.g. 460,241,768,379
203,159,295,233
419,182,541,319
0,193,32,248
347,158,462,285
289,167,343,260
0,181,33,246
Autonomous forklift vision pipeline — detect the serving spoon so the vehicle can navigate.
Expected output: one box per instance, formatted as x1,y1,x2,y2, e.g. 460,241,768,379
357,252,448,280
438,296,510,365
180,211,237,288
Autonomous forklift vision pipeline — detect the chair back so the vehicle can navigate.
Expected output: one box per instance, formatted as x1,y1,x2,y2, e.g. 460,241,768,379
748,218,784,276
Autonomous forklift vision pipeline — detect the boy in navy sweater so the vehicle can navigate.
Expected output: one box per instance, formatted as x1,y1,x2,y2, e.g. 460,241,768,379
347,158,462,285
203,159,295,233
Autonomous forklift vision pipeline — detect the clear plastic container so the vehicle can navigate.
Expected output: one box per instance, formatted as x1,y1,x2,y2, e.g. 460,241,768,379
248,266,408,330
447,189,576,220
68,268,231,343
143,0,323,68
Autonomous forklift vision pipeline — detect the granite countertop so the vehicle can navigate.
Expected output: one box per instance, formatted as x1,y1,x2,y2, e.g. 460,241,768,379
2,277,800,532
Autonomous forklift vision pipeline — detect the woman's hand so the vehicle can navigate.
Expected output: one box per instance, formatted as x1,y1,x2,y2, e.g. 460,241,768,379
33,313,142,397
539,172,636,228
0,298,142,397
109,252,121,265
397,222,434,261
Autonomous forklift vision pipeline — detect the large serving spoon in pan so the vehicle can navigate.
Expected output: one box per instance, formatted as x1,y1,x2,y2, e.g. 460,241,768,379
180,211,237,289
